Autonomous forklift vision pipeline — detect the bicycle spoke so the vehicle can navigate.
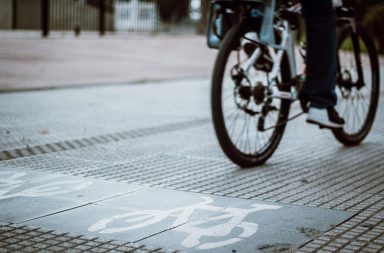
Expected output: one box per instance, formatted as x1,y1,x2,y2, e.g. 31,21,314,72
255,122,260,153
351,96,359,133
359,90,370,116
245,114,252,154
223,92,235,102
228,110,242,137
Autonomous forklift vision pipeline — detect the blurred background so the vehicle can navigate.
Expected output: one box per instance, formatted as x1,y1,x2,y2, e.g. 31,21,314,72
0,0,208,36
0,0,382,91
0,0,382,45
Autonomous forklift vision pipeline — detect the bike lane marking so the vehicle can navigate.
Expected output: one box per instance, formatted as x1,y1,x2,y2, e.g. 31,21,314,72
140,201,349,252
22,188,237,242
0,168,145,223
21,186,354,252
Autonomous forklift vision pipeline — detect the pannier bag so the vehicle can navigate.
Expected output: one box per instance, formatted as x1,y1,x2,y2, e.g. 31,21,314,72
207,3,238,49
207,0,270,49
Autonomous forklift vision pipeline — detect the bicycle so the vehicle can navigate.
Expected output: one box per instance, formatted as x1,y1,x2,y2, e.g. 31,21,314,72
207,0,380,167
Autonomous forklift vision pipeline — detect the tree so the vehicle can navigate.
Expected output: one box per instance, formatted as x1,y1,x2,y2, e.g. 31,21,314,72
157,0,190,23
343,0,382,22
197,0,209,34
363,4,384,53
86,0,114,13
343,0,384,54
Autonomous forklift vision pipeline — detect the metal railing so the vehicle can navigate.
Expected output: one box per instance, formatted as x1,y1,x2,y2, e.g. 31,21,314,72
0,0,201,37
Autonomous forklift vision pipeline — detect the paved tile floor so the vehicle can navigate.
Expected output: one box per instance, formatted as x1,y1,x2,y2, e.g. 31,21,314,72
0,35,216,91
0,79,383,252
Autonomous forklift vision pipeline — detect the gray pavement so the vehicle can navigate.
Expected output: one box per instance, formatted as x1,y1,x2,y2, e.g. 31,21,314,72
0,34,216,91
1,33,382,92
0,78,384,252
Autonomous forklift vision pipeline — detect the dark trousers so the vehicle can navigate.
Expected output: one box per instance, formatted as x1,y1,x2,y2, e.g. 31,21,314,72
300,0,337,108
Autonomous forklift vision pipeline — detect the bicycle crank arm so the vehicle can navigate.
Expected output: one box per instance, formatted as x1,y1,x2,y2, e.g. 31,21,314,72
261,111,305,131
268,91,298,101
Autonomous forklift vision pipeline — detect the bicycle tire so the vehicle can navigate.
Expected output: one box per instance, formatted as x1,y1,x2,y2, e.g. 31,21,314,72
332,26,380,145
211,18,292,167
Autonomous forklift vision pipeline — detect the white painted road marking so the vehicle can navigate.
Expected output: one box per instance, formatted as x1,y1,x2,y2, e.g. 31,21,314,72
0,171,93,200
89,196,281,250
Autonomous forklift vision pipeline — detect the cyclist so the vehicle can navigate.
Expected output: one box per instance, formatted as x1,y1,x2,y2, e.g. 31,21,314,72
300,0,345,128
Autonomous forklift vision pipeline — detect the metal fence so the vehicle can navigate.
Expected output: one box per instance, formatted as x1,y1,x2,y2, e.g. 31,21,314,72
0,0,202,36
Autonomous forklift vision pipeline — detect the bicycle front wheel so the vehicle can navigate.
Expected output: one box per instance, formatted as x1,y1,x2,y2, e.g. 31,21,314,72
211,19,292,167
332,26,380,145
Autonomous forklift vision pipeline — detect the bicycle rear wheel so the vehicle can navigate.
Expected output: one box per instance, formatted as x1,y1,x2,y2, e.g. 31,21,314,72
332,26,380,145
211,19,292,167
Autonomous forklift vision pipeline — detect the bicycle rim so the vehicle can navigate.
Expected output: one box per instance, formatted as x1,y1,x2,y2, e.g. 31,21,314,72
211,19,291,167
332,26,380,145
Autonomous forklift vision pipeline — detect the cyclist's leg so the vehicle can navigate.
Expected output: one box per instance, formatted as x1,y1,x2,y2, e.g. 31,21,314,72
300,0,344,128
300,0,337,108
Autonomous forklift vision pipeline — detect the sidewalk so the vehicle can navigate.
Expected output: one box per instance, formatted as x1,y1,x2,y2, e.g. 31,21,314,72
0,33,217,91
1,32,383,92
0,79,384,252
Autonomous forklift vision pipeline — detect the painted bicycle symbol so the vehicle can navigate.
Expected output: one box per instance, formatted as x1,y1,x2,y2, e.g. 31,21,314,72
0,171,93,200
89,196,281,250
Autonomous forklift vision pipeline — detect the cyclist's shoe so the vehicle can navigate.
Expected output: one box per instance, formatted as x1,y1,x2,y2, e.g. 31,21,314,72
307,107,345,129
243,32,273,72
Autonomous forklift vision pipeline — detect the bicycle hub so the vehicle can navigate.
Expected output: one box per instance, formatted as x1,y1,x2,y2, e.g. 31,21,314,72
253,82,265,104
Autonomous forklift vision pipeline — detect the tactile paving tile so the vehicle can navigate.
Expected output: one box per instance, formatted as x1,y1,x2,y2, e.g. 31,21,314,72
296,197,384,252
1,108,383,212
0,222,181,253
